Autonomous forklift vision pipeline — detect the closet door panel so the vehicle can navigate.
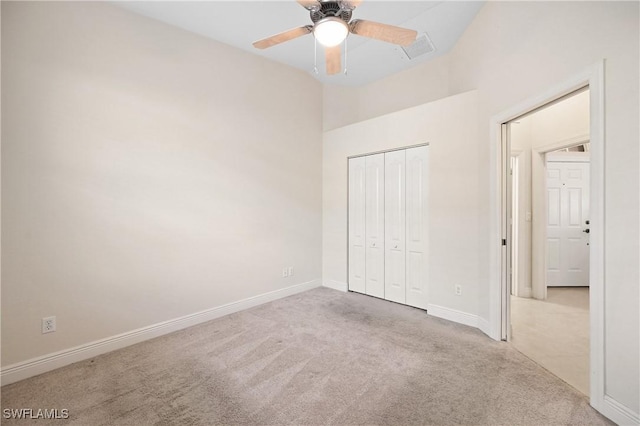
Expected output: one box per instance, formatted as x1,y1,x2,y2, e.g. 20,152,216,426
365,153,385,298
348,157,367,293
405,146,429,309
384,150,406,304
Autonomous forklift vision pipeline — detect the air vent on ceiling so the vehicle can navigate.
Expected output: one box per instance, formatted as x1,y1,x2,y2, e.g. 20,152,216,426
401,33,436,60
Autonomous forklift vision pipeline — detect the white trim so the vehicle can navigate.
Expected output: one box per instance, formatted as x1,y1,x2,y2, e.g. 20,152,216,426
538,133,590,153
427,304,479,328
488,116,503,340
519,287,532,298
477,316,491,337
588,61,606,417
530,148,546,300
346,142,430,160
323,280,348,292
601,396,640,426
489,61,607,417
531,147,588,300
1,279,322,386
546,151,590,163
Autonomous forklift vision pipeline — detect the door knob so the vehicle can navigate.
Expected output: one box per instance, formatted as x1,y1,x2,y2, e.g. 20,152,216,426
585,220,590,225
372,243,376,247
394,245,398,249
583,229,590,233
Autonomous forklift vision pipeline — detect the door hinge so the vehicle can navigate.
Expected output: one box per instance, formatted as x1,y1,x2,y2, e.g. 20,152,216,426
502,239,507,246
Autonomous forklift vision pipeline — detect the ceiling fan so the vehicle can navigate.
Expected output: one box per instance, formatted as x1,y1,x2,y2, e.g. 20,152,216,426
253,0,418,75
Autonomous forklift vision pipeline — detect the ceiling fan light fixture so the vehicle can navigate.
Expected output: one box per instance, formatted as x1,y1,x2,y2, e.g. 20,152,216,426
313,17,349,47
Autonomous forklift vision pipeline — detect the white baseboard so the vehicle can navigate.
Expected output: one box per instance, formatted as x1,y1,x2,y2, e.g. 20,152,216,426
477,316,492,337
323,280,348,292
427,304,479,328
519,287,532,298
600,395,640,426
1,279,322,386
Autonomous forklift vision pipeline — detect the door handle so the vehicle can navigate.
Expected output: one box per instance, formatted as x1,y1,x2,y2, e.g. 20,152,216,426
394,245,398,249
583,229,590,233
372,243,376,247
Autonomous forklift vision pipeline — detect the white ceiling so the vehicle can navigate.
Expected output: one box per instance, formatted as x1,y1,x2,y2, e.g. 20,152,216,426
115,1,485,87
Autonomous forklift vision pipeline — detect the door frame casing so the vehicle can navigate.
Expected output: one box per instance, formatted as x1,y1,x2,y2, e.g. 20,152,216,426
487,62,605,413
536,144,590,294
510,150,521,298
530,136,591,300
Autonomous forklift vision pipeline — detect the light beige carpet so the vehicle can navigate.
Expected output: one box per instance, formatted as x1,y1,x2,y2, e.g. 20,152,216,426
1,287,612,425
511,287,590,396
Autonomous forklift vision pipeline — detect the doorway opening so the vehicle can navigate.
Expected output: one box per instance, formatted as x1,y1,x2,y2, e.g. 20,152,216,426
492,62,605,414
506,89,591,395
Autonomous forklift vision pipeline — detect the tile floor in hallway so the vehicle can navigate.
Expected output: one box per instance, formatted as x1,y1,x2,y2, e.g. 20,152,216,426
510,287,589,396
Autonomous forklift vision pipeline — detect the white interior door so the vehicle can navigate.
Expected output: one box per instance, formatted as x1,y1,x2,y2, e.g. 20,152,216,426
546,153,590,287
365,153,385,298
405,146,428,309
384,150,406,304
348,156,366,293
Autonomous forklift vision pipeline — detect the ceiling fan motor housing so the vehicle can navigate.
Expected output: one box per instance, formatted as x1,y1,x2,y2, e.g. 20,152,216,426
310,2,352,24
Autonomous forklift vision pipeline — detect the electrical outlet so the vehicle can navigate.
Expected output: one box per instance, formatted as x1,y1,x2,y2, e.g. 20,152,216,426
455,285,462,296
282,267,288,278
288,266,294,276
42,316,56,334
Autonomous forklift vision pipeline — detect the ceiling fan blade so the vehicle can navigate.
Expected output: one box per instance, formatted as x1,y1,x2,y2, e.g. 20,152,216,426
253,26,312,49
350,19,417,46
325,45,341,75
343,0,363,9
296,0,321,10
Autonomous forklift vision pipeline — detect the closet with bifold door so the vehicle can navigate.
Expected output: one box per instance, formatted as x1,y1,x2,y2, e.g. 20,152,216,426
348,145,428,310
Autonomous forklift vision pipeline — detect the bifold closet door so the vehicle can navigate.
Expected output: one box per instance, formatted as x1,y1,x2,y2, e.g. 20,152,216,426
348,156,366,294
384,150,406,304
405,145,429,309
365,153,385,298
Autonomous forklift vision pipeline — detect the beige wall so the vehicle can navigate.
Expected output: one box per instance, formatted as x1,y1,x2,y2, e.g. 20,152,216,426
524,90,590,149
1,2,323,366
324,0,639,415
323,55,450,131
2,0,638,418
452,2,638,413
323,91,479,317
